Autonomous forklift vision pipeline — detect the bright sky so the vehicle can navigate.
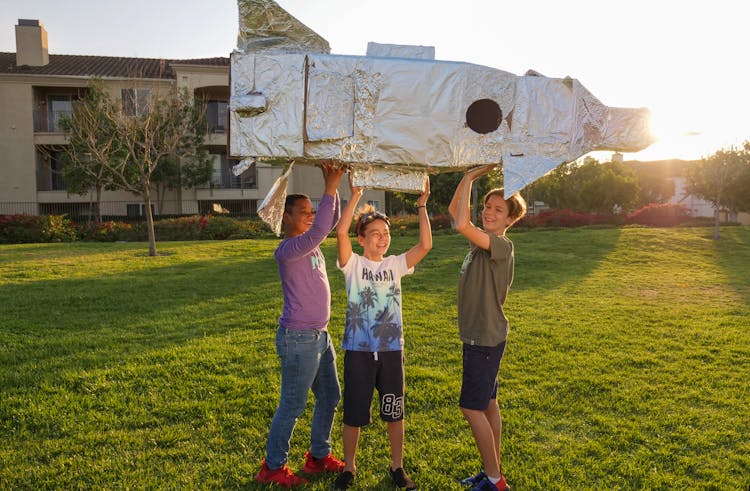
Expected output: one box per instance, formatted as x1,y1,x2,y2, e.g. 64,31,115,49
2,0,749,162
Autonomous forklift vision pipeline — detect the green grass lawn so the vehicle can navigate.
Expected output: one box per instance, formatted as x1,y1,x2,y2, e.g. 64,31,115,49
1,227,748,490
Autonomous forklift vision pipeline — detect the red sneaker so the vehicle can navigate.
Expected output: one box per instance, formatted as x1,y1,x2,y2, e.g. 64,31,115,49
302,451,345,473
255,460,308,487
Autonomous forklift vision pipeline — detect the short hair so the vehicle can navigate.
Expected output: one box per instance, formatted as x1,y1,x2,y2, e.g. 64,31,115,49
483,188,527,224
284,194,309,214
354,204,390,236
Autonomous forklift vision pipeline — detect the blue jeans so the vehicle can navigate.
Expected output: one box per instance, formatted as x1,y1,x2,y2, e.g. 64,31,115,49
265,327,341,469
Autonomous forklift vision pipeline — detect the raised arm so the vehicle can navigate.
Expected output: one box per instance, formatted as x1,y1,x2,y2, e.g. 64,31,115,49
336,174,363,268
405,177,432,269
321,160,346,230
449,164,497,250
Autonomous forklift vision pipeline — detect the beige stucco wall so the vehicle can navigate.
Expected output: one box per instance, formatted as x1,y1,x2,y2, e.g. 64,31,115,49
0,80,37,204
173,65,229,93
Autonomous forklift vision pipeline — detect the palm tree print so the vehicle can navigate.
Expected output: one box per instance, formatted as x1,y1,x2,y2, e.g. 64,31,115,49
359,286,378,320
385,284,401,309
372,307,400,351
344,301,365,346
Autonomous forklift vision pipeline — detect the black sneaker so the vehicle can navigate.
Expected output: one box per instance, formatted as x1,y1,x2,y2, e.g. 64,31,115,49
334,470,355,490
389,467,416,490
460,470,486,486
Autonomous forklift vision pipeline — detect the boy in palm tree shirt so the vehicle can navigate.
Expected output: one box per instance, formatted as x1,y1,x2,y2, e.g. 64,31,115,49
333,175,432,490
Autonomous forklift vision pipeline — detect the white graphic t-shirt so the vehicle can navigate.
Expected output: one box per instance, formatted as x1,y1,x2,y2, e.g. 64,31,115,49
338,253,414,352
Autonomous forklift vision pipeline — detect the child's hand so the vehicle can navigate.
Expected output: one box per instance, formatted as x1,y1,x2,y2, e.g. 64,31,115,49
321,160,347,194
465,164,497,180
348,172,363,197
416,176,430,207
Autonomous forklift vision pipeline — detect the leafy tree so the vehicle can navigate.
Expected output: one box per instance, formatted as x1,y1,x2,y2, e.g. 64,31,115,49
61,79,209,256
579,161,638,213
387,169,500,223
626,160,678,206
151,152,211,216
685,142,750,239
525,157,639,213
60,79,126,223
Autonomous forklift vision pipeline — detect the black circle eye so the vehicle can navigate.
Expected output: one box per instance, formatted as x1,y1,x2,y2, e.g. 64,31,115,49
465,99,502,134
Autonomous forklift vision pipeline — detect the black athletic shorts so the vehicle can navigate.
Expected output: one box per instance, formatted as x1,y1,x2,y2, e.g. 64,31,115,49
459,341,506,411
343,350,405,426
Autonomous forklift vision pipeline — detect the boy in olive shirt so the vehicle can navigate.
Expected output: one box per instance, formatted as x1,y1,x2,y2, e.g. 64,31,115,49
448,165,527,491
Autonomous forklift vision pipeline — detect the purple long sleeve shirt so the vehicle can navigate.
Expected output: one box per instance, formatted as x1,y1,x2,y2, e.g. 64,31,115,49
274,193,340,330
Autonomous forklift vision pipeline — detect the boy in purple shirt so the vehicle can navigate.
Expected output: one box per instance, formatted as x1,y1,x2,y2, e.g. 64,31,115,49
255,161,347,487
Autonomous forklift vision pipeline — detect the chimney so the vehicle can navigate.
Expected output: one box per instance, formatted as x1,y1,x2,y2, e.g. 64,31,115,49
15,19,49,67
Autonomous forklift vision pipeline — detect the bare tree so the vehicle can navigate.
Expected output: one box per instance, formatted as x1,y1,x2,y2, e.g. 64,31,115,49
60,79,125,223
686,142,750,240
110,85,208,255
62,79,208,255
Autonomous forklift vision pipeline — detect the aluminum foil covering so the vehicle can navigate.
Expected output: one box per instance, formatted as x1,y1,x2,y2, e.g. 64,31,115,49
232,157,255,176
230,53,307,159
350,166,427,193
231,0,654,215
257,162,294,236
236,0,329,54
366,42,435,60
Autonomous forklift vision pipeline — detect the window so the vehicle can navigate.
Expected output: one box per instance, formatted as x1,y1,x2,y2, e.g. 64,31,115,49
121,88,151,116
198,199,257,216
205,100,228,133
47,95,75,132
50,153,67,191
36,149,68,191
126,203,155,218
208,153,256,189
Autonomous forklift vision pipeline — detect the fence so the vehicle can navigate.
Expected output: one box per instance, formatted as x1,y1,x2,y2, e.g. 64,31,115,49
0,199,259,222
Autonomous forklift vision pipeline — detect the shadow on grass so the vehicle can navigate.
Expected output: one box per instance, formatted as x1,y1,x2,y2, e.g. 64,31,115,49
502,227,622,291
712,225,750,306
0,250,281,389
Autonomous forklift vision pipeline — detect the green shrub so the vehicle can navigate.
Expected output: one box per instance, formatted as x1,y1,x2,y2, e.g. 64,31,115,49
77,220,143,242
625,203,692,227
1,214,272,243
200,216,266,240
0,214,77,243
153,215,271,241
518,209,622,228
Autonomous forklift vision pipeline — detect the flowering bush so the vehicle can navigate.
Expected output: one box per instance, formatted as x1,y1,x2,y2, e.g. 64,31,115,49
154,215,210,240
77,220,145,242
625,203,692,227
386,213,453,235
518,209,621,228
0,214,77,243
153,215,268,240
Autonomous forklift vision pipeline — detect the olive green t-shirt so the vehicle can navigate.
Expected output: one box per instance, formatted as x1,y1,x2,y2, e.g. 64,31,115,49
457,234,514,347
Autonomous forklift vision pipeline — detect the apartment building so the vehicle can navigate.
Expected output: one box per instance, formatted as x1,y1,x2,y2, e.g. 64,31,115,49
0,19,383,219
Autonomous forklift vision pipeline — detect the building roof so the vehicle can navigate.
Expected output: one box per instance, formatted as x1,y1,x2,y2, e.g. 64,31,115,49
0,52,229,79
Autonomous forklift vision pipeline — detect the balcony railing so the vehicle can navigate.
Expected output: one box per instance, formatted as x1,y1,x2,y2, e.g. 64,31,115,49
33,108,72,132
198,167,257,190
0,200,259,220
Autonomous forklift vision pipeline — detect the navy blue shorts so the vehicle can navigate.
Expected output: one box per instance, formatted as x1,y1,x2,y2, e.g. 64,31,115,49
343,350,405,426
459,341,506,411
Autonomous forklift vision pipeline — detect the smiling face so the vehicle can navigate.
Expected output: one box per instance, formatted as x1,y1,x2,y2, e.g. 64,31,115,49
357,218,391,261
282,196,314,237
481,194,515,235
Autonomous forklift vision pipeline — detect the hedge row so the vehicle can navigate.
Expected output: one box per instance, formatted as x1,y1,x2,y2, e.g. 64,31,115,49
0,203,706,244
0,215,271,244
516,203,695,229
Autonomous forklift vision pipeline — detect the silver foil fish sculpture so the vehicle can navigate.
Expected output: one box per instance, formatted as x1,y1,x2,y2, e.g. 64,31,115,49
229,0,654,233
